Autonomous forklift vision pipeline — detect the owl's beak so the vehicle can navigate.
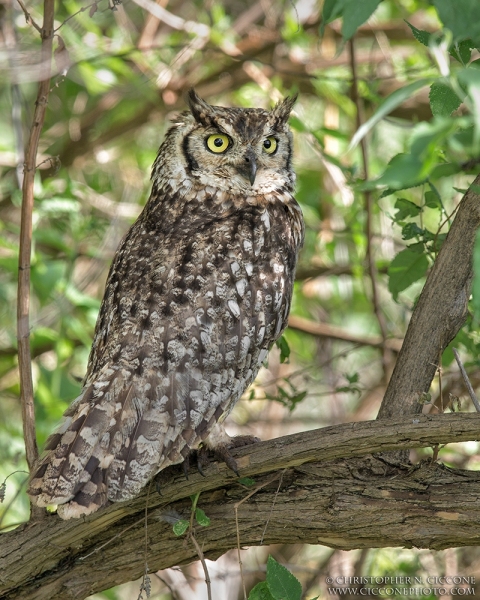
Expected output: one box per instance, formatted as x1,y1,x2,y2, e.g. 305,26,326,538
242,148,257,185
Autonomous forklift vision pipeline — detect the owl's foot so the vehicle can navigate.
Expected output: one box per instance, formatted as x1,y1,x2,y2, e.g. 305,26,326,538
213,434,261,475
199,426,260,476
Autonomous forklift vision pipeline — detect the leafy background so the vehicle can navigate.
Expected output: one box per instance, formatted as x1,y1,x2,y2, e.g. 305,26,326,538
1,0,480,598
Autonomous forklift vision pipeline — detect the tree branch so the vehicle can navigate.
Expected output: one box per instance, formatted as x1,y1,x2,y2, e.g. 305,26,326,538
17,0,55,479
378,175,480,419
2,413,480,599
287,315,402,351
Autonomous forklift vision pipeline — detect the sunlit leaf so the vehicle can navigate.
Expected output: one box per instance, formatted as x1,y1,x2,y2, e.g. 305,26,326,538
349,79,434,150
388,244,429,301
405,20,431,47
373,154,425,190
429,82,462,117
172,520,189,536
276,336,290,363
248,582,275,600
433,0,480,46
195,508,211,527
266,555,302,600
394,198,422,221
341,0,381,41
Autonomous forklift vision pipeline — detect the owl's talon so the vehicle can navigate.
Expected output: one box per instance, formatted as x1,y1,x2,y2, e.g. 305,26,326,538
212,445,240,476
196,446,209,477
182,456,190,481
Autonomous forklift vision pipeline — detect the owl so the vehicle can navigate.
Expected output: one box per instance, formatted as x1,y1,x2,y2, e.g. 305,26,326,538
28,90,304,519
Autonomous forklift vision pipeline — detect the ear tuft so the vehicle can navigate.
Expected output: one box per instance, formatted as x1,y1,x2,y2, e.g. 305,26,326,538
187,89,214,125
271,93,298,124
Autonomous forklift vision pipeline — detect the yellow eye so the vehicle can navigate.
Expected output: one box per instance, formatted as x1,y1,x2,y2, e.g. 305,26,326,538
206,134,230,153
263,136,277,154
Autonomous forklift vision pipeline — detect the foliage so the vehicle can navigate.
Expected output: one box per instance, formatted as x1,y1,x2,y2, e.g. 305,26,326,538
171,492,211,537
248,556,306,600
2,0,480,598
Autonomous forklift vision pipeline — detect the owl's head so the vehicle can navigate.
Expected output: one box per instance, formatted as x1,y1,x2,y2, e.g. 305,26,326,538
155,90,297,196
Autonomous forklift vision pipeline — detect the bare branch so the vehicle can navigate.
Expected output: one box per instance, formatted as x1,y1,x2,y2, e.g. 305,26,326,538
15,0,42,33
453,348,480,413
131,0,210,36
287,314,403,352
17,0,55,484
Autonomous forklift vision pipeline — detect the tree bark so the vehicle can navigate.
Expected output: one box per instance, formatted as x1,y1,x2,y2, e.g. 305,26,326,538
378,174,480,418
2,413,480,600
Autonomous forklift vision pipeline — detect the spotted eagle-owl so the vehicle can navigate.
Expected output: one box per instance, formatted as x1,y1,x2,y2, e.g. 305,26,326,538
28,90,304,519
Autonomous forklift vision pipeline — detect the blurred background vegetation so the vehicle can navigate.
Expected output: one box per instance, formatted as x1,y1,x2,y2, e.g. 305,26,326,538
2,0,480,597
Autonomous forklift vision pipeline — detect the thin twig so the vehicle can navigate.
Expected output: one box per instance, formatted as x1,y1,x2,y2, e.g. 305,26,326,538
453,348,480,412
234,473,282,600
17,0,55,496
438,352,443,413
188,533,212,600
260,469,285,545
54,1,99,33
349,38,391,381
153,573,180,600
0,471,29,528
183,493,212,600
16,0,42,33
288,314,402,352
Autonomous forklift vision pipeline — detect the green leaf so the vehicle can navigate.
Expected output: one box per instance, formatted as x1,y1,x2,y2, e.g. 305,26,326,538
345,372,359,384
402,223,424,240
195,508,211,527
248,582,275,600
472,229,480,322
238,477,256,486
458,67,480,147
349,79,434,150
341,0,381,41
450,39,475,64
405,20,431,47
433,0,480,46
266,556,302,600
429,162,461,179
276,336,290,363
373,153,425,190
424,190,442,209
173,520,189,536
321,0,345,26
388,244,429,301
394,198,422,220
429,82,462,117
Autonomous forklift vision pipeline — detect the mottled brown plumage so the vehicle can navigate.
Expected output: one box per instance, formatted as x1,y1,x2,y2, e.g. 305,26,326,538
28,90,304,519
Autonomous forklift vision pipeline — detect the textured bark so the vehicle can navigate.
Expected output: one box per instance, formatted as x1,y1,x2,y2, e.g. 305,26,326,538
378,174,480,419
2,413,480,599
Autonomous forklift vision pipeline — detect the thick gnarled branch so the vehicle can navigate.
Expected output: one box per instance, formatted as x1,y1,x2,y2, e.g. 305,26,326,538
2,413,480,599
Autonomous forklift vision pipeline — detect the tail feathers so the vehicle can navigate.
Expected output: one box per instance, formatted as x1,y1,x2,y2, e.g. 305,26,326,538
27,368,126,518
27,366,203,519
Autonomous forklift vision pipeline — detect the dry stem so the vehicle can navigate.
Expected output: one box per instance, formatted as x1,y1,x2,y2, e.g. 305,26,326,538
16,0,55,486
453,348,480,413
